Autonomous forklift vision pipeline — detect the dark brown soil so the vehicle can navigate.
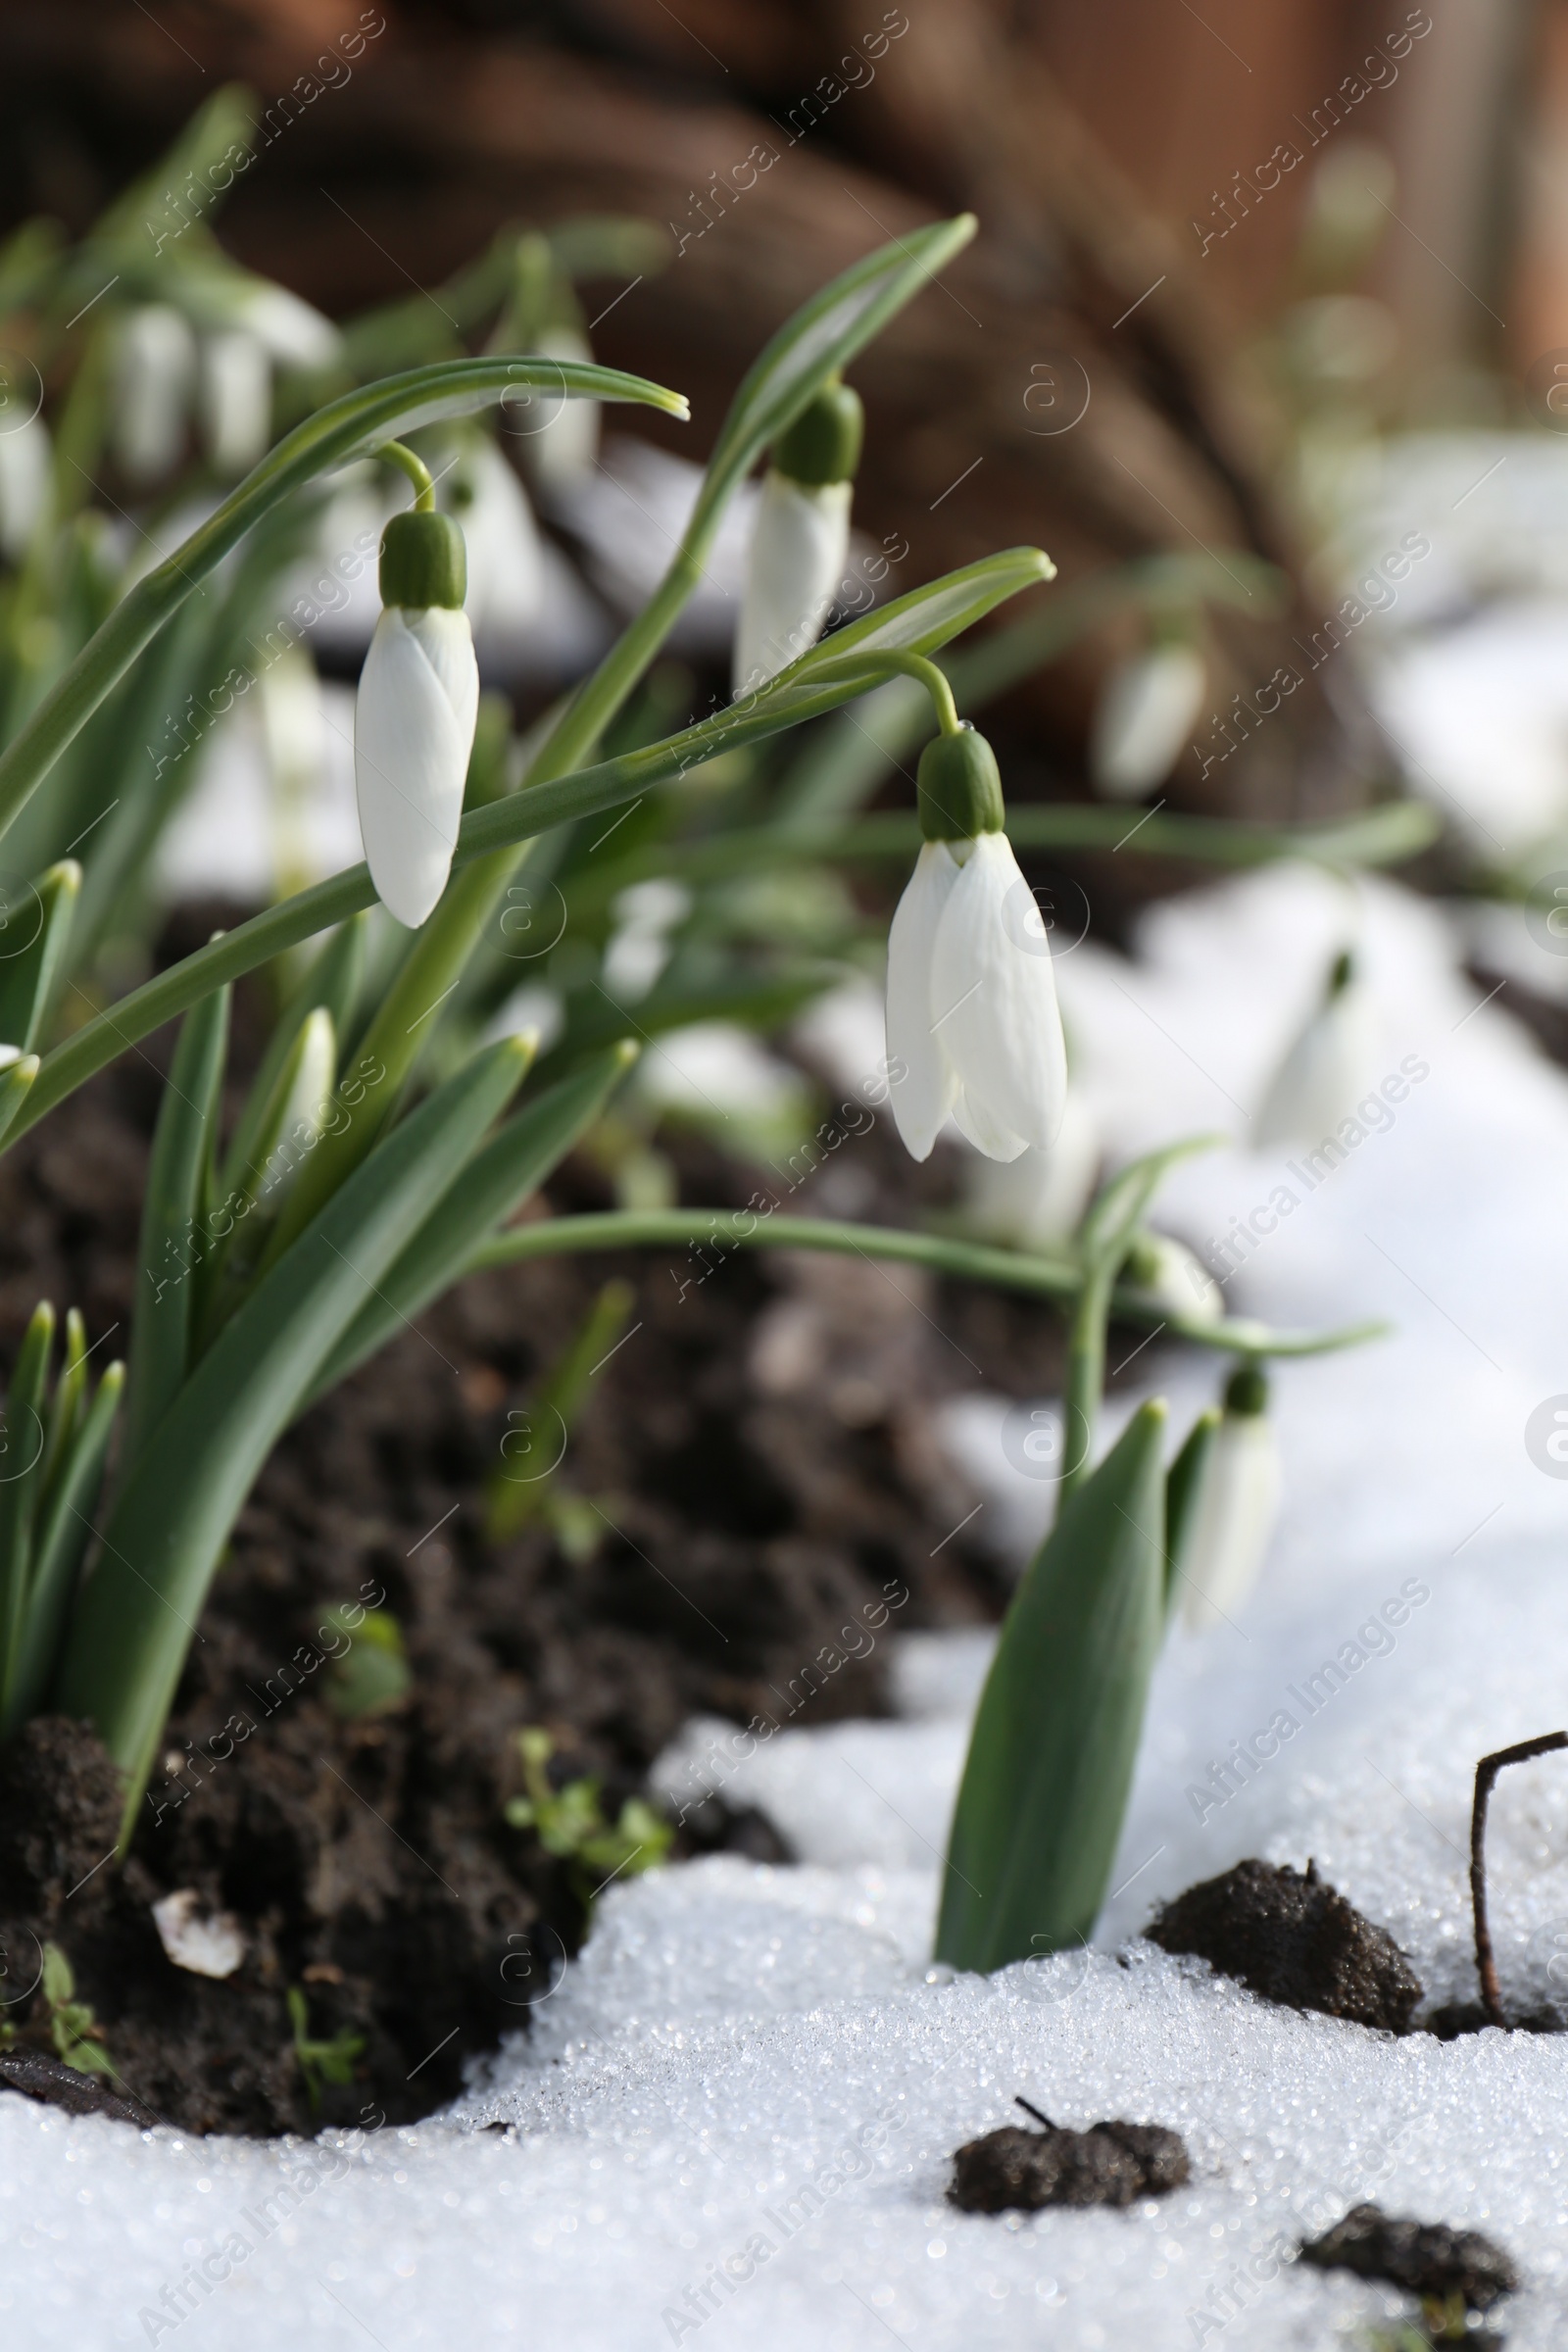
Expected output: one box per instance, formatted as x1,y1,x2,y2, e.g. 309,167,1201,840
949,2102,1190,2212
1298,2202,1519,2314
0,909,1061,2136
1146,1857,1424,2033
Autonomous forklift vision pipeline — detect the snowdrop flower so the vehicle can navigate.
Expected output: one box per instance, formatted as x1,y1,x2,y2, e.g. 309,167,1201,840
961,1086,1100,1250
449,437,545,637
1253,948,1379,1148
236,284,341,372
1178,1365,1281,1632
0,410,50,562
527,325,601,496
1120,1231,1224,1323
114,305,198,484
885,725,1067,1162
733,380,862,697
355,489,479,928
1090,640,1206,799
603,877,692,1003
199,329,271,475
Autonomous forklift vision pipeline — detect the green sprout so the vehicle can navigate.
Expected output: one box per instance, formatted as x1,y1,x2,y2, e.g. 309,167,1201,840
504,1727,672,1904
485,1279,633,1549
286,1985,365,2113
322,1604,412,1721
39,1941,114,2079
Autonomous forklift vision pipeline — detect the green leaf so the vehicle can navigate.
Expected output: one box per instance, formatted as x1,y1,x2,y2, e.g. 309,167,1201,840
322,1605,411,1721
0,1055,37,1145
219,917,366,1200
486,1276,634,1543
123,987,230,1467
1164,1406,1220,1616
309,1042,637,1399
0,1303,55,1722
936,1400,1168,1973
0,862,78,1053
0,353,688,847
5,1359,122,1736
55,1034,534,1814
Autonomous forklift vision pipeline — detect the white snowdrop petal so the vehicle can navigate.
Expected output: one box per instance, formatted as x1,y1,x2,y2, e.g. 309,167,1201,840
114,305,198,484
0,412,51,561
949,1089,1029,1162
355,607,478,927
1253,978,1380,1148
884,842,961,1160
929,831,1066,1154
960,1089,1101,1249
1181,1412,1281,1632
733,473,852,696
240,285,342,370
1090,644,1207,799
199,328,271,475
528,328,601,494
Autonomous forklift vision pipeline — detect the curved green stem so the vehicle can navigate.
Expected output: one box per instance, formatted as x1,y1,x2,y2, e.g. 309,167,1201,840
812,650,961,736
463,1209,1386,1360
378,440,435,512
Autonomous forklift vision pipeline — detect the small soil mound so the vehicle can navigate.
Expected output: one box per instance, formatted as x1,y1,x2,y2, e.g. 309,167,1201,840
1299,2202,1518,2312
950,2107,1190,2212
1147,1858,1422,2032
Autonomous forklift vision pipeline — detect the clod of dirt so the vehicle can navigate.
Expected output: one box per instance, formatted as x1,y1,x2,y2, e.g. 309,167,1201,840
1298,2203,1518,2312
949,2108,1190,2212
1147,1857,1423,2032
0,1715,124,1923
0,2049,162,2129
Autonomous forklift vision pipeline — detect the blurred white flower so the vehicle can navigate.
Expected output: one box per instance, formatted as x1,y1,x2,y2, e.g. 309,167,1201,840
1178,1369,1281,1633
959,1087,1099,1250
199,328,271,475
355,605,479,927
256,1006,336,1206
237,285,341,371
732,472,851,696
527,325,600,494
1090,643,1206,800
1253,949,1380,1148
886,831,1067,1163
114,305,198,484
451,438,545,638
603,876,692,1003
0,411,50,561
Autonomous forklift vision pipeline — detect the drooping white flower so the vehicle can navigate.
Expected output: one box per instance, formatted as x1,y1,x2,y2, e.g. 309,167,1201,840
354,505,478,928
1178,1368,1281,1633
0,410,50,561
733,472,851,695
237,284,341,371
199,328,271,475
603,876,692,1003
733,379,862,698
114,304,198,483
1253,948,1380,1148
885,727,1067,1163
1090,642,1206,799
960,1085,1099,1250
527,325,601,495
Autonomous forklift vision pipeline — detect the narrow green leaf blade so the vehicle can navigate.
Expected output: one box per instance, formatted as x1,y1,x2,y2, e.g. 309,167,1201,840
0,861,79,1053
5,1360,122,1735
936,1399,1168,1973
1164,1406,1220,1616
0,1303,56,1719
1078,1136,1225,1278
309,1042,637,1399
123,987,230,1466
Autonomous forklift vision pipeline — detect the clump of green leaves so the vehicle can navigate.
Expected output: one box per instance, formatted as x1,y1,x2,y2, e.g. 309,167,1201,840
504,1727,671,1902
484,1279,634,1550
286,1985,365,2112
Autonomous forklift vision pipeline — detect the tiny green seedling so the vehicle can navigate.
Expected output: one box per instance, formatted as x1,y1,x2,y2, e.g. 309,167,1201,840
286,1985,365,2112
322,1604,412,1721
39,1941,115,2079
485,1280,633,1548
504,1726,672,1902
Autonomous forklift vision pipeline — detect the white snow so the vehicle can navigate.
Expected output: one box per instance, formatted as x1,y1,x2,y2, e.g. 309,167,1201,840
7,862,1568,2348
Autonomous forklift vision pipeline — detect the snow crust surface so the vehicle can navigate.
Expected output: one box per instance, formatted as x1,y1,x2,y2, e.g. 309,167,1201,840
6,865,1568,2349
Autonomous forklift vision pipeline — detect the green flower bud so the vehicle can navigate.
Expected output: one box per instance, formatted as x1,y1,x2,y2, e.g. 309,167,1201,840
1224,1362,1268,1417
378,510,467,612
917,724,1004,842
774,381,864,487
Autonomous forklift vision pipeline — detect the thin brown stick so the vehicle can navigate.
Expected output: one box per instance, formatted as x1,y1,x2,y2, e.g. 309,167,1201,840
1471,1732,1568,2028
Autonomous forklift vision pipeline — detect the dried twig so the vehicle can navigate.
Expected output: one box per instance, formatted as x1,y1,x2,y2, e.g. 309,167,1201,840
1470,1731,1568,2028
